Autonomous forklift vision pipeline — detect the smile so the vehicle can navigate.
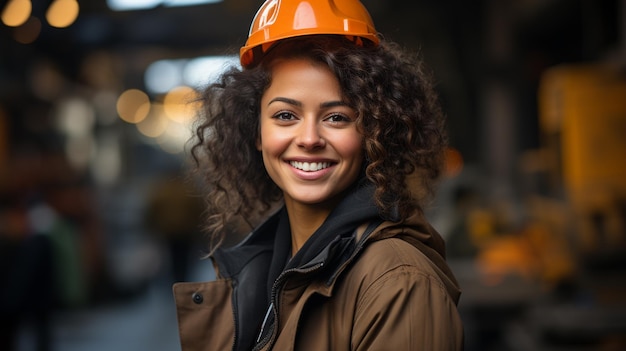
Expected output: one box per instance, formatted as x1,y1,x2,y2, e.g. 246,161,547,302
289,161,331,172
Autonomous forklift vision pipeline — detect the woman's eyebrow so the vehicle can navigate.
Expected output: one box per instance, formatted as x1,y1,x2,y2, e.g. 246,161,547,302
320,100,348,108
268,97,348,109
268,97,301,107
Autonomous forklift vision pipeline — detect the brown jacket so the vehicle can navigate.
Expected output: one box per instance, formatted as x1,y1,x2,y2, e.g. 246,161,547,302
174,183,463,351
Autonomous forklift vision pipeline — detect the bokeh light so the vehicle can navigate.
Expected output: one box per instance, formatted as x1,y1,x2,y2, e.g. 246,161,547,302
444,147,464,178
162,86,200,124
136,103,168,138
116,89,151,124
46,0,79,28
12,15,40,44
1,0,32,27
144,60,183,95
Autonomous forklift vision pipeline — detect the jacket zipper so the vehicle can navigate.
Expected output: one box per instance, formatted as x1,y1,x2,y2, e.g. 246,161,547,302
256,302,274,344
251,221,382,350
253,262,324,351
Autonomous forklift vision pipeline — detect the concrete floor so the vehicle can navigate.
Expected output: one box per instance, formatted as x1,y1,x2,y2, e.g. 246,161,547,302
16,258,215,351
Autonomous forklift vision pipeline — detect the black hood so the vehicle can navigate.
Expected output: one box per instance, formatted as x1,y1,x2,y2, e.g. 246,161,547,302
265,180,382,293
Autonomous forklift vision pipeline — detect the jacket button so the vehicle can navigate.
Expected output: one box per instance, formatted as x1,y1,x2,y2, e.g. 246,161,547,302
192,292,203,304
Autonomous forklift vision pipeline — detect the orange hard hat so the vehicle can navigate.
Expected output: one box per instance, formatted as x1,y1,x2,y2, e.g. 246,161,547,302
240,0,379,68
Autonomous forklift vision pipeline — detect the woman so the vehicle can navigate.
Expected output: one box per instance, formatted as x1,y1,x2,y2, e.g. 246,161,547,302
173,0,464,350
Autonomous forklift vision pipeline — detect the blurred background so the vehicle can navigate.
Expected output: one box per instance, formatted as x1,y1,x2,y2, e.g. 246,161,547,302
1,0,625,350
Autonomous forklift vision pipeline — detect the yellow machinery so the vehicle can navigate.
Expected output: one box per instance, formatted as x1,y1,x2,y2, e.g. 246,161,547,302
539,63,626,256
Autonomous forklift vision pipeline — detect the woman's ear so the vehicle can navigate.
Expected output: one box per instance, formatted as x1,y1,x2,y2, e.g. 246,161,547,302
256,136,262,151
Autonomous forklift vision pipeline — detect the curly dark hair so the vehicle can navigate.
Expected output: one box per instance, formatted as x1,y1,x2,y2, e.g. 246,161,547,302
191,35,447,248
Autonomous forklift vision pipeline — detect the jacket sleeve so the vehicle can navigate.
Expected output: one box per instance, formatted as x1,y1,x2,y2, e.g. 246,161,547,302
351,265,464,351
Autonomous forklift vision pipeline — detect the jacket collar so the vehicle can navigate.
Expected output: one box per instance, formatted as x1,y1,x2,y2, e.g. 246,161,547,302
283,180,381,267
214,179,382,278
212,212,279,279
214,177,458,295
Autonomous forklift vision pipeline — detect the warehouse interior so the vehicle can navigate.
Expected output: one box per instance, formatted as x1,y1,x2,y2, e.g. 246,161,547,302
1,0,625,350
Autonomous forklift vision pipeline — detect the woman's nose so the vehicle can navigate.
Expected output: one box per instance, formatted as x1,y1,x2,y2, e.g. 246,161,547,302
296,120,325,150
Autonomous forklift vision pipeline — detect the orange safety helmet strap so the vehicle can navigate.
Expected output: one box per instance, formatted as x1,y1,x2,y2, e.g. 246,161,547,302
240,0,379,68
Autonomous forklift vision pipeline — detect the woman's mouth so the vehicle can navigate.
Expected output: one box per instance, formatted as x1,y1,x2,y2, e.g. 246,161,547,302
289,161,331,172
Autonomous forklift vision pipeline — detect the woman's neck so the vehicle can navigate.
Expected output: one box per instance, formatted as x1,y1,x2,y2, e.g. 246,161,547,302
284,199,335,256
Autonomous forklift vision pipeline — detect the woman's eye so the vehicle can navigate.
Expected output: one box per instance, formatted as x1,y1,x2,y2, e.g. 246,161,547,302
273,111,295,121
326,113,351,123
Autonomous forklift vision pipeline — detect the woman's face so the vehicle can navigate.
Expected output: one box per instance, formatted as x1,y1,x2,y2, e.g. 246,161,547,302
258,58,364,209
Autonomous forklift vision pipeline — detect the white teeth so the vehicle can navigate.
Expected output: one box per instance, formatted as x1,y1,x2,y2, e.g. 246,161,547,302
290,161,330,172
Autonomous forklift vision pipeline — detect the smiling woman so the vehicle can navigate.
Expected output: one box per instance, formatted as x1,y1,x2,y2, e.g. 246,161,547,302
258,59,364,252
174,0,463,350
